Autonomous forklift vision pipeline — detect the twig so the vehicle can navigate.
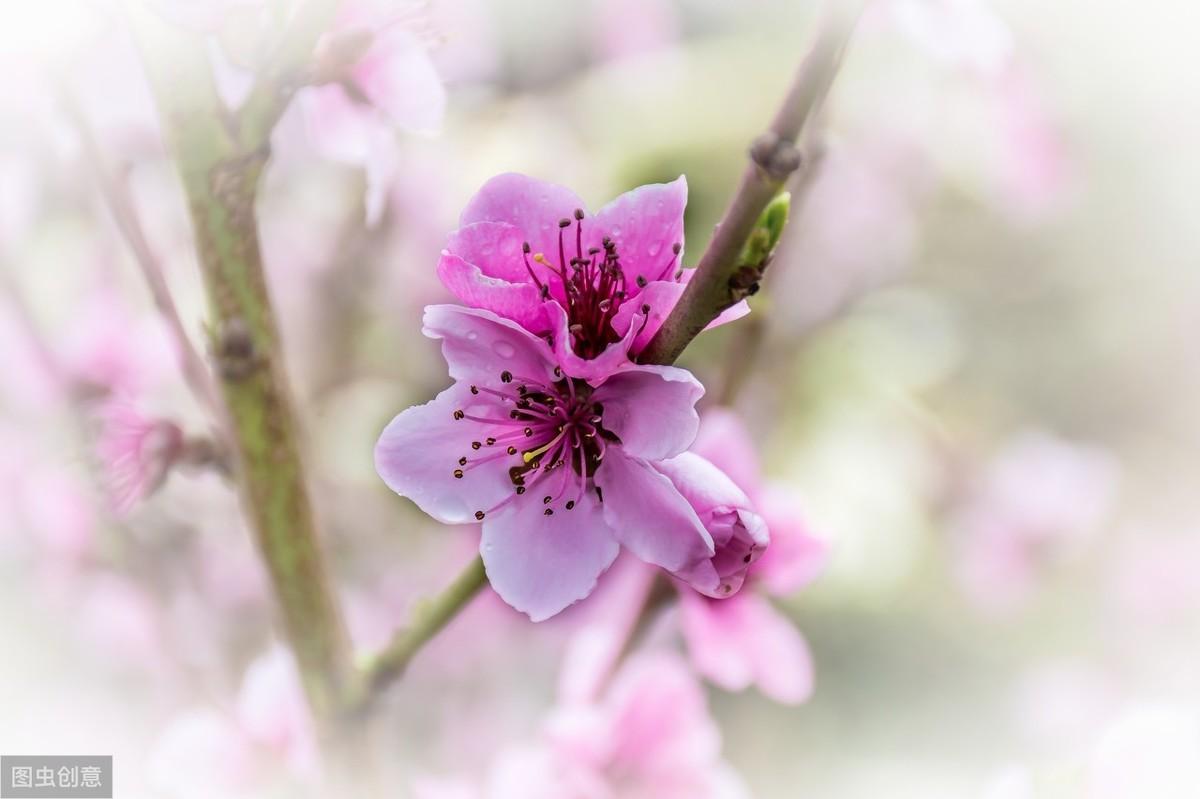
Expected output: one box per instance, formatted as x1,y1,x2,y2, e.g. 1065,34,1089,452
349,555,488,714
56,84,226,426
638,2,863,366
127,5,352,723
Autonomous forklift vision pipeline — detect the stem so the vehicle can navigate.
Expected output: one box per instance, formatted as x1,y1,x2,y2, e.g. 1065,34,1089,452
127,7,351,722
638,2,863,366
56,84,226,424
350,555,488,713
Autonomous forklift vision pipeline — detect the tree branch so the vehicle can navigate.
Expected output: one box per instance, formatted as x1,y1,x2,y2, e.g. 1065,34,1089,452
349,555,488,714
127,6,351,722
638,2,863,366
56,84,226,425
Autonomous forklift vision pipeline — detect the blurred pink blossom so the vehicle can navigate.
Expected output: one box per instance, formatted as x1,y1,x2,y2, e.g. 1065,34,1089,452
950,430,1119,615
94,398,184,515
677,408,828,704
146,646,317,797
588,0,680,63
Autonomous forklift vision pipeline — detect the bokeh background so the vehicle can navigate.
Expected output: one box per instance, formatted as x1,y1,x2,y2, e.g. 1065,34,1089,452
2,0,1199,796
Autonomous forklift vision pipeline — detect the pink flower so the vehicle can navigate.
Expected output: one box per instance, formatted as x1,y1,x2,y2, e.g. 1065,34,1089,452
674,408,828,704
436,173,748,378
417,644,748,799
94,399,184,515
298,1,446,224
375,304,737,621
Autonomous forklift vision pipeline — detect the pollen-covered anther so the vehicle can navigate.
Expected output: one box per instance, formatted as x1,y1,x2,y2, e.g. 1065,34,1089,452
500,370,513,383
474,510,485,520
472,441,482,450
544,508,553,516
453,409,465,420
453,469,464,479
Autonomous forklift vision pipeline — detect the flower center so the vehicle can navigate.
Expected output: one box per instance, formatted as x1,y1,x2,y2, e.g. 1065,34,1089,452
453,367,617,520
522,210,681,359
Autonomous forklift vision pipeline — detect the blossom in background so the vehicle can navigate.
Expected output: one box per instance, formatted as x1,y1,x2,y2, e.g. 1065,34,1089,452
375,304,764,620
415,643,747,799
146,646,317,798
94,398,184,515
436,173,748,379
949,430,1119,615
675,408,827,705
298,0,446,224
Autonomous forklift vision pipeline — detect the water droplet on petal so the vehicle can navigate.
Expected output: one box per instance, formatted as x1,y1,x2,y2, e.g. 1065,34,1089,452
647,242,662,257
493,340,516,358
466,330,479,341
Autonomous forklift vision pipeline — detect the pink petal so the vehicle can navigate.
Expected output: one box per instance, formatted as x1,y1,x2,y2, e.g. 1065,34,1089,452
481,490,618,621
543,300,638,382
679,591,814,705
436,253,547,333
754,486,828,595
690,408,762,497
375,382,519,524
585,177,688,289
590,364,704,461
352,26,446,134
445,221,535,283
422,305,557,386
592,448,713,575
459,173,588,267
298,83,376,164
655,453,769,598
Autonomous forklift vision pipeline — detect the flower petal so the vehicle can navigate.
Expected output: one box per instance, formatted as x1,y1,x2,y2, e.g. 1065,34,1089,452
590,364,704,461
586,176,687,289
460,173,588,266
543,300,638,382
352,27,446,134
436,253,547,332
656,452,769,598
690,407,762,498
375,382,518,524
481,490,618,621
445,221,534,282
422,304,557,385
678,591,814,705
755,485,828,595
592,448,713,576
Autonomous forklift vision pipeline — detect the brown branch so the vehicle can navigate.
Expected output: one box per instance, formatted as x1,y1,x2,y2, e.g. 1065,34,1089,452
638,2,864,366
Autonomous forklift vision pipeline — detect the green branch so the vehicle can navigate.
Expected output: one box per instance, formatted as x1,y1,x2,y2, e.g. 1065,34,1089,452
127,6,351,722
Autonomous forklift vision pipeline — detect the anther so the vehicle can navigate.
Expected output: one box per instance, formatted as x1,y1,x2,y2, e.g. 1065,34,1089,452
636,275,647,288
486,437,496,446
458,456,467,465
565,500,576,510
522,241,531,253
470,385,479,394
558,218,571,228
524,427,533,436
588,247,600,255
553,367,562,378
475,511,485,520
453,409,465,420
472,441,482,450
672,242,682,254
500,370,513,383
507,446,517,455
544,508,554,516
453,469,464,479
515,486,526,494
543,495,552,504
573,208,584,220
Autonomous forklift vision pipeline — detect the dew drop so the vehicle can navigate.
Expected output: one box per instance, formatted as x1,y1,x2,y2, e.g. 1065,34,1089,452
647,242,662,257
493,340,516,358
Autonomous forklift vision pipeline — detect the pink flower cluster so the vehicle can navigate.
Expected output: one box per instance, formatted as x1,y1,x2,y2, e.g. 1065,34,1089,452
375,174,762,621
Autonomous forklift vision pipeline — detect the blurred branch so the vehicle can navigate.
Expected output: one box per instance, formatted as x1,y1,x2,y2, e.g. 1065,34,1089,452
127,6,352,724
55,85,226,428
639,1,863,366
236,0,341,149
349,555,488,714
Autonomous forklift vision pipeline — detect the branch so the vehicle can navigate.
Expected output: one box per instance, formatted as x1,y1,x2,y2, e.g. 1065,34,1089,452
638,2,863,366
56,84,226,424
349,555,488,714
127,6,351,722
